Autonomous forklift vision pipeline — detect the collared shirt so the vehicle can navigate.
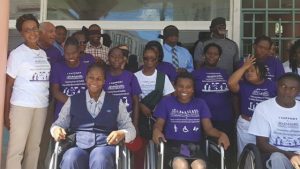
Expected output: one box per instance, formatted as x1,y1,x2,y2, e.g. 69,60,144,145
85,42,109,64
50,90,136,143
163,43,194,72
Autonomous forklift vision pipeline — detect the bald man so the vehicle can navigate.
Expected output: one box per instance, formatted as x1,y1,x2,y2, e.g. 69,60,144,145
37,22,62,169
38,22,63,65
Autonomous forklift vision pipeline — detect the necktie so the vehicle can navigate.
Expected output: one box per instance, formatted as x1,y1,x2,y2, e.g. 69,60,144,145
172,47,179,69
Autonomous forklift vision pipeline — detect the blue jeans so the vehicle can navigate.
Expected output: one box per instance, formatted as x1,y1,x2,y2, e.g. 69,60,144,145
60,146,115,169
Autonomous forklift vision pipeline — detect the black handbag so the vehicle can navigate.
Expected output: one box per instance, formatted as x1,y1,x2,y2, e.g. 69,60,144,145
139,72,165,140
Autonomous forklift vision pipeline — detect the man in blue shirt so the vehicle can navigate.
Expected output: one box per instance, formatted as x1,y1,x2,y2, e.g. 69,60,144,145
162,25,194,73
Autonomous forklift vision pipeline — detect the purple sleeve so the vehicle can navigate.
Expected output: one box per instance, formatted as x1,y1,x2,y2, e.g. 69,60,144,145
153,98,168,120
198,99,212,119
131,74,142,96
50,63,60,84
168,65,177,82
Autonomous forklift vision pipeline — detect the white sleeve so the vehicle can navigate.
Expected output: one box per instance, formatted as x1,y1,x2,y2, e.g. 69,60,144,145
248,105,270,137
50,98,72,136
117,100,136,143
163,75,175,96
7,50,22,78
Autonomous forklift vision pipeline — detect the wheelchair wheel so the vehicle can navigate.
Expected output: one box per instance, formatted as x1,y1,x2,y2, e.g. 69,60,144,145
237,143,263,169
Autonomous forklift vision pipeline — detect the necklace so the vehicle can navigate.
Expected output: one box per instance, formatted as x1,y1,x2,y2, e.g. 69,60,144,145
30,48,41,57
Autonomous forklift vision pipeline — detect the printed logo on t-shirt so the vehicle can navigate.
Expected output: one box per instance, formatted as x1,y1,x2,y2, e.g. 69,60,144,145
248,88,272,112
265,65,274,80
202,82,228,92
107,80,130,109
201,72,228,93
31,71,50,81
62,71,86,96
63,86,86,96
170,108,200,134
30,57,50,82
272,116,300,149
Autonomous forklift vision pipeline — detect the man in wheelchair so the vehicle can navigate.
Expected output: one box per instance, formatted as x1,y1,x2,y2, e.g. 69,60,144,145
50,63,136,169
248,73,300,169
152,72,230,169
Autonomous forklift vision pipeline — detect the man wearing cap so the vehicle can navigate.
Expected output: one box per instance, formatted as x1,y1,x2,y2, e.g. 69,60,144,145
162,25,194,73
194,17,239,75
85,24,109,65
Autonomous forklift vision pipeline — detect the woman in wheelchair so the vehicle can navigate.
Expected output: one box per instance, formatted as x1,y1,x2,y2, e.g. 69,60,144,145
152,72,230,169
50,63,136,169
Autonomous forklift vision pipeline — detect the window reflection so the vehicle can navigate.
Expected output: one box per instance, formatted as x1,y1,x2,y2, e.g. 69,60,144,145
10,0,40,19
104,30,160,64
47,0,230,21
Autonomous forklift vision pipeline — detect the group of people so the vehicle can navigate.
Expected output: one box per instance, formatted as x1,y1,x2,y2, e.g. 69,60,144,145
4,13,300,169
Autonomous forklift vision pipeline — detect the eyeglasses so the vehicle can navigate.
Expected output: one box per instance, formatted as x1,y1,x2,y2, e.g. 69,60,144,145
143,57,157,62
23,28,39,33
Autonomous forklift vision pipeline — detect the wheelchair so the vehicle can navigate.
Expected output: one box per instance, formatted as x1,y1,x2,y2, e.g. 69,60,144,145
144,138,225,169
237,143,264,169
48,134,131,169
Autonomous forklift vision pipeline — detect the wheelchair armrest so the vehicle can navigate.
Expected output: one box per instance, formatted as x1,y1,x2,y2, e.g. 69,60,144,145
205,137,225,169
116,140,131,169
205,137,224,155
156,138,164,169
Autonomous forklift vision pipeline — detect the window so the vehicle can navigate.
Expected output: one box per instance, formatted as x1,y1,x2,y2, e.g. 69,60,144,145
10,0,40,19
241,0,300,61
47,0,230,21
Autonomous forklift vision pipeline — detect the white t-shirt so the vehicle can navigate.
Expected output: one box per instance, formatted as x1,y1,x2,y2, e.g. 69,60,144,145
7,44,51,108
134,69,174,99
283,61,300,73
248,98,300,152
283,61,300,100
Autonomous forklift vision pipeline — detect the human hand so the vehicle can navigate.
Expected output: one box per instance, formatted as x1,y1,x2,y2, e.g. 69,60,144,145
107,130,125,145
53,127,66,141
290,154,300,169
218,132,230,150
152,128,166,145
242,55,256,70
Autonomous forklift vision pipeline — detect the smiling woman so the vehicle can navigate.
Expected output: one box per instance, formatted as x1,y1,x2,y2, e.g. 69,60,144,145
5,14,51,169
50,63,136,169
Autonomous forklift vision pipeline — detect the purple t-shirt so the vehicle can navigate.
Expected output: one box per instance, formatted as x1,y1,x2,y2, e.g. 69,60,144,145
239,79,277,117
157,61,177,82
80,53,96,65
154,95,211,142
50,61,88,118
263,57,285,81
43,45,64,66
192,67,233,121
104,70,142,113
